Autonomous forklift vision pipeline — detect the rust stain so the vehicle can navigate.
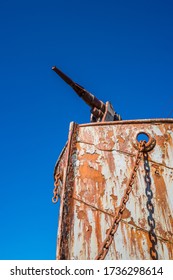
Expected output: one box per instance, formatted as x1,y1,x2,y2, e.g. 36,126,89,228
77,210,86,219
126,223,154,259
168,245,173,259
106,152,116,175
56,120,173,259
122,177,128,186
110,194,118,202
156,135,166,147
85,225,92,241
106,130,115,148
164,133,171,142
135,230,148,259
76,204,93,258
78,152,99,162
151,163,164,176
95,211,103,249
121,208,131,219
128,217,138,228
79,162,104,183
138,217,146,228
79,130,94,144
107,130,114,138
153,174,169,216
117,135,125,144
157,222,170,241
96,131,115,150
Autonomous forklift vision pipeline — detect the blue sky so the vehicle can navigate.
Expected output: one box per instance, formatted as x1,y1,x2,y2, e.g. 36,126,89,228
0,0,173,259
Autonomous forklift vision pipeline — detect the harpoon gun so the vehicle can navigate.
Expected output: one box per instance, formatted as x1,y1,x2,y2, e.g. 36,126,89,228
52,66,121,122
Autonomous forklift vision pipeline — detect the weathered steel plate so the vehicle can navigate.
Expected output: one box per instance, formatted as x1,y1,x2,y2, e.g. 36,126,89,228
55,119,173,259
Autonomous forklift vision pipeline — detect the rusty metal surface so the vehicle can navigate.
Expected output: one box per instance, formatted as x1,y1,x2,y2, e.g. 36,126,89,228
56,122,79,259
55,119,173,259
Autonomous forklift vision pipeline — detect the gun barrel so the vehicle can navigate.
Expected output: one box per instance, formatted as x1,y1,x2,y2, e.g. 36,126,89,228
52,66,74,87
52,66,106,113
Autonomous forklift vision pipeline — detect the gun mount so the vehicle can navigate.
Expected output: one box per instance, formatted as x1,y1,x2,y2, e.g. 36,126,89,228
52,66,121,122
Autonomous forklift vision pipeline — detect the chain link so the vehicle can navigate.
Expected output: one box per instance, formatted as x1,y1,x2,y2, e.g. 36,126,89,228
52,172,62,203
143,152,158,260
53,135,157,259
95,141,145,260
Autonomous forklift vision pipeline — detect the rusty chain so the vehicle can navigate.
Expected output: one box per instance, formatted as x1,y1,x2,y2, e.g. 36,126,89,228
52,172,62,203
52,132,157,259
143,151,158,260
95,140,147,260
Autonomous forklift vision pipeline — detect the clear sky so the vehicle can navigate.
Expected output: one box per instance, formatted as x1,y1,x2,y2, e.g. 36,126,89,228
0,0,173,260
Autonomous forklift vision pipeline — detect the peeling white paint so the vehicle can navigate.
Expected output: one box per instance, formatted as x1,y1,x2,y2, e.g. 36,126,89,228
56,120,173,259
